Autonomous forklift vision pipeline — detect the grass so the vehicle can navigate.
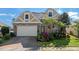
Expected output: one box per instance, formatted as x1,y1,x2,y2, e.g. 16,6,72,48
68,35,79,47
38,35,79,47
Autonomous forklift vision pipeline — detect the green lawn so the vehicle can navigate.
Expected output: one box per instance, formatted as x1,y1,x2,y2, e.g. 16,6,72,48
68,35,79,47
38,35,79,47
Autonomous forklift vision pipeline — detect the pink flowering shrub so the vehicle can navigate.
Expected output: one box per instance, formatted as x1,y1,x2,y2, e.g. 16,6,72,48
42,32,49,40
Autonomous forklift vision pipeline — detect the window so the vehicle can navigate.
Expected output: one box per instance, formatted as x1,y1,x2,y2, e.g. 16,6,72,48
25,15,28,19
25,14,29,22
48,12,52,17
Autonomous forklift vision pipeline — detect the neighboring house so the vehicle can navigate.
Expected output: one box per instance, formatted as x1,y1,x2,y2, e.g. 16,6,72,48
13,8,60,36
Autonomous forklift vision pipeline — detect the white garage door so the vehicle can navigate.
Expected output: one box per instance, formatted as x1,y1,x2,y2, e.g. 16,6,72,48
17,25,37,36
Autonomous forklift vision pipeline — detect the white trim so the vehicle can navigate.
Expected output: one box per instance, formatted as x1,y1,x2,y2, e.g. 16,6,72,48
24,13,30,22
17,25,37,36
13,22,42,24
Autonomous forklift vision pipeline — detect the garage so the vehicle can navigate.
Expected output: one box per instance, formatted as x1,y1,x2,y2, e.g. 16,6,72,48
17,24,37,36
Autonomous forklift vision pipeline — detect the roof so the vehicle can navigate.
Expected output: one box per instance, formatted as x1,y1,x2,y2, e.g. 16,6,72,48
14,8,60,22
31,8,60,20
32,12,45,20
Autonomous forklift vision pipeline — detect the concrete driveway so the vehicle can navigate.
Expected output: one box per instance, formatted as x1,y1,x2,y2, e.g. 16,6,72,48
0,37,40,51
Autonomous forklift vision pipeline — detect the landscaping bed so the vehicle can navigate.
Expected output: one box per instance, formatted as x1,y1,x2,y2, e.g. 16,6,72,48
0,26,15,45
38,35,79,47
0,37,10,45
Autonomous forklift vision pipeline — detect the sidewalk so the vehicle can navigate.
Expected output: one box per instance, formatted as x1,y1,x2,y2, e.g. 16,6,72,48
39,47,79,51
0,46,79,51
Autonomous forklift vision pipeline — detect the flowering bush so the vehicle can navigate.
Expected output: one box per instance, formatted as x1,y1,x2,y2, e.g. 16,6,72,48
37,32,51,42
42,32,49,41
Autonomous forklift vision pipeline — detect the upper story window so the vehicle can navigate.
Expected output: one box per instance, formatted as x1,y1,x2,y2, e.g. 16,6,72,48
25,14,28,19
48,12,52,17
25,14,29,22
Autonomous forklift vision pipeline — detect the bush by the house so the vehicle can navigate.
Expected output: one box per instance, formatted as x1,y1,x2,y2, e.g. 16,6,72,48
66,34,70,38
37,32,50,42
10,32,16,37
48,32,54,40
37,33,44,41
0,39,3,44
0,35,2,38
1,26,9,36
53,32,58,38
42,32,49,41
2,34,10,40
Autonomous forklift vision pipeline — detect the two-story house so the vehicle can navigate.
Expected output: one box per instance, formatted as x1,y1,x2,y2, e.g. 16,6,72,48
13,8,60,36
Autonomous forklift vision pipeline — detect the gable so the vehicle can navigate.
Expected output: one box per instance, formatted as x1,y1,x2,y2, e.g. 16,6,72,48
14,17,24,22
13,12,25,22
42,8,60,19
13,8,60,23
30,13,40,22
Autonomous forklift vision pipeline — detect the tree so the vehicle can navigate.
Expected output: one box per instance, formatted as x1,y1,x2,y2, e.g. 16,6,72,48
58,12,70,38
59,12,70,25
1,26,9,36
42,18,65,39
42,18,65,27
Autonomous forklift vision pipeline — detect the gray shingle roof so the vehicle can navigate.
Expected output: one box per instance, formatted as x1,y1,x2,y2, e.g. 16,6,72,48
14,8,60,22
32,12,45,20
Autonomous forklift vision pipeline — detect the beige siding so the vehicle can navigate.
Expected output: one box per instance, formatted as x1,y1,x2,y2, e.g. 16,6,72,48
14,12,40,23
42,9,60,20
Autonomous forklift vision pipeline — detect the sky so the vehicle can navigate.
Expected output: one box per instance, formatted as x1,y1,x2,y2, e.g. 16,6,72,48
0,8,79,27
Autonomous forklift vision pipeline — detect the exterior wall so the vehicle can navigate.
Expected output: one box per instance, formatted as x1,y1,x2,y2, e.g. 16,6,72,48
42,9,59,20
14,12,40,23
13,24,17,35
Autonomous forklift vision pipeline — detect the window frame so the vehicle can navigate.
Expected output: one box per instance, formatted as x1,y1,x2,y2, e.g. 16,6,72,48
25,14,29,19
48,12,52,17
24,14,29,22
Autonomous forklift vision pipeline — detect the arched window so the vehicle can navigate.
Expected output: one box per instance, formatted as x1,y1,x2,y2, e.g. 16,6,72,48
25,14,29,22
25,14,28,19
48,12,52,17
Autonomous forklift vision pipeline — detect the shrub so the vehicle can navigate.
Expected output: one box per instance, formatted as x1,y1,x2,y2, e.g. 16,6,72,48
53,32,58,38
2,34,10,40
10,32,16,37
42,32,49,41
0,35,2,38
0,39,3,44
48,32,54,40
37,34,43,41
1,26,9,36
70,31,73,35
67,34,70,38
